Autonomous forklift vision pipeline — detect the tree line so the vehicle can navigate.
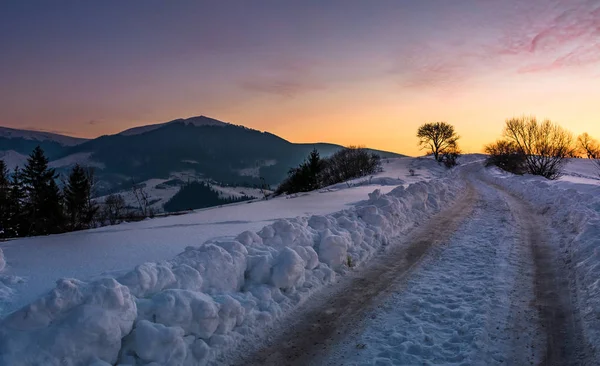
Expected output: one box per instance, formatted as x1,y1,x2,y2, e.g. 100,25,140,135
485,116,600,179
0,146,97,239
276,146,383,195
416,117,600,180
163,181,252,212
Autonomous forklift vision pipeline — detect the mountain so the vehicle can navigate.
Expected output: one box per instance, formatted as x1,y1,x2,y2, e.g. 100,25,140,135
0,126,87,146
0,116,404,194
118,115,228,136
0,126,88,161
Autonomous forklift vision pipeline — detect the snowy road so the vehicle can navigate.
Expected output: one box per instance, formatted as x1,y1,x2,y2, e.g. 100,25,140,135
234,168,593,366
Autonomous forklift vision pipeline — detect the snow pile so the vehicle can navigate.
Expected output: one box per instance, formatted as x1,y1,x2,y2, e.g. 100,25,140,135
491,170,600,353
0,249,22,315
0,278,136,365
0,176,464,365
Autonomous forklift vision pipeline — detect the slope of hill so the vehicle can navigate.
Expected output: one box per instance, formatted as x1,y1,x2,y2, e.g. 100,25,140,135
1,116,405,193
0,126,87,146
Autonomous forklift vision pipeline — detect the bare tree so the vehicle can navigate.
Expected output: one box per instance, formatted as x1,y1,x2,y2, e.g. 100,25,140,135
577,132,600,159
502,116,574,179
103,194,125,225
131,178,150,217
417,122,459,162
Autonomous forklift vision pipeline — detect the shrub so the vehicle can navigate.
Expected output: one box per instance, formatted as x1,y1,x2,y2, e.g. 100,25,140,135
320,146,381,186
440,147,461,168
276,147,382,195
490,116,574,180
484,141,527,174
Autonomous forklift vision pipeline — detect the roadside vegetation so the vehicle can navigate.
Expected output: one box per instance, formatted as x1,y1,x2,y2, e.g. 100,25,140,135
276,146,382,195
485,116,599,180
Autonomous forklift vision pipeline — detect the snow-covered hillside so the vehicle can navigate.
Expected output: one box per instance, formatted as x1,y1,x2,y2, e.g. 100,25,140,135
0,157,442,316
0,126,87,146
1,155,599,365
0,150,28,170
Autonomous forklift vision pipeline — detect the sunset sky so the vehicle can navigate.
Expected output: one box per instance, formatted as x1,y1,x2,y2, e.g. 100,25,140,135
1,0,599,155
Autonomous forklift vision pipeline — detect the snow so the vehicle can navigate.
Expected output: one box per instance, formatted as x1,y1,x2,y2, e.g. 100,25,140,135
320,177,542,365
0,126,87,146
95,173,270,213
49,152,105,169
489,166,600,356
0,150,28,170
0,157,458,365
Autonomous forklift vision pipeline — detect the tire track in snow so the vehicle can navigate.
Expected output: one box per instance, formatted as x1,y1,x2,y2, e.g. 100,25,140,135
232,182,478,366
315,177,532,365
492,181,590,365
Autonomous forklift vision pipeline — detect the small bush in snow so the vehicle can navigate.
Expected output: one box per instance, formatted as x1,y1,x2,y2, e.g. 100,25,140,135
440,147,461,168
488,116,574,180
484,140,527,175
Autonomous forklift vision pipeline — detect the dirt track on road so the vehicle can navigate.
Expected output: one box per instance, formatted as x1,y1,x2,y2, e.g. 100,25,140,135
235,182,478,366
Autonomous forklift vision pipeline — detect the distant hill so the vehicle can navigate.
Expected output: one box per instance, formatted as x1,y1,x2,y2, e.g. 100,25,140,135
0,116,404,194
0,127,88,160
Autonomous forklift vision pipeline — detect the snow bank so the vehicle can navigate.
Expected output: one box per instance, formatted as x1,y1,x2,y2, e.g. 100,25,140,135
490,170,600,353
0,176,464,365
0,249,5,272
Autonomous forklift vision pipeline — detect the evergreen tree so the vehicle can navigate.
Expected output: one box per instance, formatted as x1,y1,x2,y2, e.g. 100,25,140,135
306,148,323,191
0,160,9,238
22,146,65,235
64,164,96,230
6,167,26,237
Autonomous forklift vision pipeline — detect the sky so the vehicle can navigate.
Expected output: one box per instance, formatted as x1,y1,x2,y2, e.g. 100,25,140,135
0,0,599,155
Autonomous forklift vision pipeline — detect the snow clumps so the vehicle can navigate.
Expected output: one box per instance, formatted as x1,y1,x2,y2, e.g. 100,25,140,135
0,177,463,365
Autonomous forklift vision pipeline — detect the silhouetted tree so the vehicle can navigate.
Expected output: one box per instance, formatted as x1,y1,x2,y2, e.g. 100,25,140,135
103,194,126,225
64,164,98,230
22,146,64,235
131,178,151,217
5,167,26,237
484,140,527,174
163,181,251,212
489,117,574,179
277,147,381,195
577,132,600,159
321,146,381,185
417,122,459,162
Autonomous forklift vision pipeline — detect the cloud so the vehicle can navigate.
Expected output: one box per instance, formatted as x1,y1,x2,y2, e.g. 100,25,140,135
391,0,600,89
238,55,326,98
498,0,600,72
240,79,324,98
88,119,102,125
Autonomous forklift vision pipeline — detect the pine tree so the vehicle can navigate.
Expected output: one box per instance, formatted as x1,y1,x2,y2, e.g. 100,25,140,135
64,164,97,230
6,167,26,237
306,148,323,190
22,146,65,235
0,160,9,238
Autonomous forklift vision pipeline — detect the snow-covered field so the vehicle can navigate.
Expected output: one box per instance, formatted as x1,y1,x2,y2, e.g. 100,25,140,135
0,157,456,365
1,155,599,365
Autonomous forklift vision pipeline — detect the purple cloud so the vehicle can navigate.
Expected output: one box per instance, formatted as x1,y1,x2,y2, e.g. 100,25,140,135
238,56,326,98
392,0,600,89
